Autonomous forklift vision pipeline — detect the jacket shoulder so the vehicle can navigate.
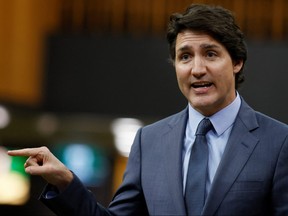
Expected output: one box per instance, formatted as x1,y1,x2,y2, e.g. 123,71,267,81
255,111,288,133
142,108,188,133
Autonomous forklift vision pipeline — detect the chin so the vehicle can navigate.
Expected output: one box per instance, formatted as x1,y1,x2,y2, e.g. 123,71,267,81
190,94,213,106
190,98,217,115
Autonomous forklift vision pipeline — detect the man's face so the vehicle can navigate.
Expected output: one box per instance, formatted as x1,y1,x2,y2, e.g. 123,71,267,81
174,30,243,116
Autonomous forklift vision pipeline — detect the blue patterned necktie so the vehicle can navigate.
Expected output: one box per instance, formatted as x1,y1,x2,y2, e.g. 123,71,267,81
185,118,213,216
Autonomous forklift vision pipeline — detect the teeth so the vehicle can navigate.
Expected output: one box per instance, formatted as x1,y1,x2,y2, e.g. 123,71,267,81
192,82,212,88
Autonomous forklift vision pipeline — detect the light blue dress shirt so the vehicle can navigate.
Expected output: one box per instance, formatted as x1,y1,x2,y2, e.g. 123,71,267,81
182,93,241,196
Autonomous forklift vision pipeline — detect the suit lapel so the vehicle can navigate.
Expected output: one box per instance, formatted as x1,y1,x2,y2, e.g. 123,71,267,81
202,100,260,215
162,108,188,215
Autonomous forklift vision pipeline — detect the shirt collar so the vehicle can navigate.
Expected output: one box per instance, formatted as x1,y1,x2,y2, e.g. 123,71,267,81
188,92,241,136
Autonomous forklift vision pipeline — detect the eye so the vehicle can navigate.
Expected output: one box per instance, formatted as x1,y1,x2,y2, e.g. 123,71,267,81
206,51,217,58
180,53,191,61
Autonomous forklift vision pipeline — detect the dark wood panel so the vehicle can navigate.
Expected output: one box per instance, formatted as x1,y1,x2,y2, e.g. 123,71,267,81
58,0,288,40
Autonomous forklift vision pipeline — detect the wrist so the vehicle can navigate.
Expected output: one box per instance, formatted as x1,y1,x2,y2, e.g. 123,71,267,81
56,169,74,192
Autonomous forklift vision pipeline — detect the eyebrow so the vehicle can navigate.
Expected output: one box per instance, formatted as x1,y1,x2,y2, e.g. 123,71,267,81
200,43,221,49
176,43,221,53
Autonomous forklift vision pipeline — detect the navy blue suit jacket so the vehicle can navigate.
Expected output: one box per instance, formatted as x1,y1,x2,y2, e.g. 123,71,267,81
41,98,288,215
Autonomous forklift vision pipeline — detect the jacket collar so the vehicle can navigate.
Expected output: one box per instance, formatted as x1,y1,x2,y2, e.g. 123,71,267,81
202,98,259,215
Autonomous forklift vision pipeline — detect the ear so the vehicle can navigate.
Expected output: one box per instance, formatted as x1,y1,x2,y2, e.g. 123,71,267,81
233,60,243,74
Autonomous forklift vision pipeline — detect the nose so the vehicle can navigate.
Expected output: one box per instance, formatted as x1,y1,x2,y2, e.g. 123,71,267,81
191,56,206,77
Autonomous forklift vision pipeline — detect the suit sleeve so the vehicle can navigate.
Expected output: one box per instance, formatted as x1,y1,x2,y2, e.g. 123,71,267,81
108,128,149,215
40,173,111,216
39,128,148,216
272,134,288,215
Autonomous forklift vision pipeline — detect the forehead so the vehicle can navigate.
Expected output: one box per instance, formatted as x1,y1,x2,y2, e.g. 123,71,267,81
175,30,224,50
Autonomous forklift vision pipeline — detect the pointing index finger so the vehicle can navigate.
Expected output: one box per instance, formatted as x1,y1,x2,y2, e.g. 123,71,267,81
7,147,42,157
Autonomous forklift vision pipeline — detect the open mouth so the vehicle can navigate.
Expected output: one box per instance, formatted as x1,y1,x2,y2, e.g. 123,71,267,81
191,82,212,88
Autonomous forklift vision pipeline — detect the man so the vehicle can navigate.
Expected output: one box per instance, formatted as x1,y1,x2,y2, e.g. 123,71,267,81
8,3,288,216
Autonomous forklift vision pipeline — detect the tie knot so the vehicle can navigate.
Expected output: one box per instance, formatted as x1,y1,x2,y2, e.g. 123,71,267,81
196,118,213,136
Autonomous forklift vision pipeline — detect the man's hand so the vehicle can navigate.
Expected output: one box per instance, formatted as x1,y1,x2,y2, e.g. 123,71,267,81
7,146,73,191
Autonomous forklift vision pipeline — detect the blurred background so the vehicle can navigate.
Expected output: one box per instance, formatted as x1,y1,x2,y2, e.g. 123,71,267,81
0,0,287,215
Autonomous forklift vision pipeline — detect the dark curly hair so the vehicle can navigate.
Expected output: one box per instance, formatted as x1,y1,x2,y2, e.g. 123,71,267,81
166,4,247,89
